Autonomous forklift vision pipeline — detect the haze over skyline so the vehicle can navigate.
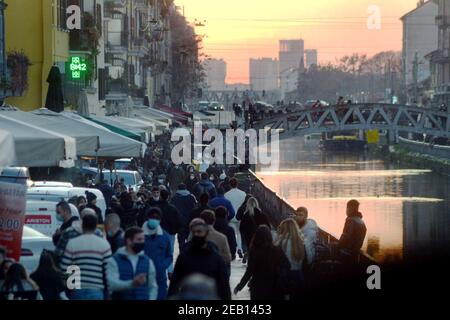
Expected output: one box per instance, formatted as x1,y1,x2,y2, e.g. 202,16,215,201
175,0,420,84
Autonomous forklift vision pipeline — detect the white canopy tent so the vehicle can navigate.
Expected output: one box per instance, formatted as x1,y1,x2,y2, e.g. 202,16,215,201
0,114,76,168
86,115,155,143
61,112,146,158
1,108,100,157
0,129,16,167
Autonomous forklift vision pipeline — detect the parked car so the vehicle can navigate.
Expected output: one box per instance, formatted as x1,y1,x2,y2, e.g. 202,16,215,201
0,167,32,186
114,158,134,170
24,200,79,237
26,187,106,221
97,170,144,192
20,226,55,274
31,181,74,188
207,101,225,111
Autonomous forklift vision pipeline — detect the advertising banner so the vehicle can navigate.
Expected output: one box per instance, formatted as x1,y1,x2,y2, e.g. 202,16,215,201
0,182,27,261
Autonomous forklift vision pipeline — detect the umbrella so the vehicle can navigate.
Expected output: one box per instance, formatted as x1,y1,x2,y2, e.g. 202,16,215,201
45,65,64,112
77,89,90,116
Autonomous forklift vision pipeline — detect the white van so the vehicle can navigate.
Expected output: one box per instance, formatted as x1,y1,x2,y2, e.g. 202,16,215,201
25,200,80,237
31,181,74,188
26,187,106,221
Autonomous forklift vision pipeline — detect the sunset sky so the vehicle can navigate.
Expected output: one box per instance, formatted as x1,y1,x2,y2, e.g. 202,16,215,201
175,0,420,84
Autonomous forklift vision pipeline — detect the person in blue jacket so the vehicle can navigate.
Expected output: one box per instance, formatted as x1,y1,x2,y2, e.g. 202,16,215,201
143,207,173,300
208,186,235,221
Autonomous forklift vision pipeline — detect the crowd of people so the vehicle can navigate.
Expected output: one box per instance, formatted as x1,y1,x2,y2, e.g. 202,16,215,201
0,149,368,300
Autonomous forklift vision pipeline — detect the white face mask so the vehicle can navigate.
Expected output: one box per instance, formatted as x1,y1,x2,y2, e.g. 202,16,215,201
158,179,164,184
209,176,214,181
190,175,195,180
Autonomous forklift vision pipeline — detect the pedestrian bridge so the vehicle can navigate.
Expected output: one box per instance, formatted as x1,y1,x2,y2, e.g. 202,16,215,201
256,103,450,141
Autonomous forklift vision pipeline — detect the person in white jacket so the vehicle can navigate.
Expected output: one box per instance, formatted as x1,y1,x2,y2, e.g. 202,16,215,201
224,178,247,257
293,207,319,265
107,227,158,300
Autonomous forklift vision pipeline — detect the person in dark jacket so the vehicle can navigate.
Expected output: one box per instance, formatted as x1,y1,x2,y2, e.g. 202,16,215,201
338,199,367,259
52,201,79,246
234,226,290,300
208,186,235,221
143,207,172,300
168,219,231,300
188,193,212,223
214,206,237,261
85,191,103,225
185,169,199,194
237,197,271,263
30,250,65,300
167,165,185,194
158,189,183,274
147,186,162,207
116,192,139,230
170,184,197,249
97,180,114,209
104,214,125,254
193,172,217,200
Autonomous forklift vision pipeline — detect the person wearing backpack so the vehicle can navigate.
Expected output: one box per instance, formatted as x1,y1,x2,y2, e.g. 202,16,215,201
193,172,217,200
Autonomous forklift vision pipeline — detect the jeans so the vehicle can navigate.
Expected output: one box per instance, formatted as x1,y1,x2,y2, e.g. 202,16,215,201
168,233,175,273
70,288,104,300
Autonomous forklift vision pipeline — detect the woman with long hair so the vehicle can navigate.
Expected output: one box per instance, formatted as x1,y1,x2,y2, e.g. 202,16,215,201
0,263,41,300
30,250,66,300
234,225,290,300
237,197,271,263
275,219,306,299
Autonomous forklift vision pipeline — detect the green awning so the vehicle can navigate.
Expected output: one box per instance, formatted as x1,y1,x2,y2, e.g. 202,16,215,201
81,116,142,142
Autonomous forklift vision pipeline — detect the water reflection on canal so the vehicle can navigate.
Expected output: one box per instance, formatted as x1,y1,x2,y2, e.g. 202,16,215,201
256,138,450,263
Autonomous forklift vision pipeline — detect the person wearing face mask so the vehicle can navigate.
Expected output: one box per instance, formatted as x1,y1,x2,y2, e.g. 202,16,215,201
107,227,158,300
168,218,231,300
185,170,199,194
104,214,125,254
148,187,162,207
143,207,172,300
52,201,79,246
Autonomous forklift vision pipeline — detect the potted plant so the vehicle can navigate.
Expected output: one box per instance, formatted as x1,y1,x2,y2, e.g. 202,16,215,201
6,50,32,96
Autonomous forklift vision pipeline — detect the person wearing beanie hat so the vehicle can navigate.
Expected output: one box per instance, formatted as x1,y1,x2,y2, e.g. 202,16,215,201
85,191,103,225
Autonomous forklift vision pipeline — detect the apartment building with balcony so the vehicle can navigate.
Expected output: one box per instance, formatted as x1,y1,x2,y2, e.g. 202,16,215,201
429,0,450,108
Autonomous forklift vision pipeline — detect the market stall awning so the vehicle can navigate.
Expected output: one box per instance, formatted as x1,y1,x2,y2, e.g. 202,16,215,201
0,108,100,158
0,129,16,167
80,115,143,142
61,112,146,159
0,113,76,168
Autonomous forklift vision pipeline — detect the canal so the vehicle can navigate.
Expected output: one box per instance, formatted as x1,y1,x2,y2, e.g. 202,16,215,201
256,137,450,263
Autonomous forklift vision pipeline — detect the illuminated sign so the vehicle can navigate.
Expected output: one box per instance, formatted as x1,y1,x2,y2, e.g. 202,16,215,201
67,56,87,80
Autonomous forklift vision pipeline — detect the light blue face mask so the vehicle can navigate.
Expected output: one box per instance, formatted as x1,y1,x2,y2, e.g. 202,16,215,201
107,230,114,238
147,219,160,230
56,214,65,223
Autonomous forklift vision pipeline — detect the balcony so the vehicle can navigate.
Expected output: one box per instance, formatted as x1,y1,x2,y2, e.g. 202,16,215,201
106,31,129,54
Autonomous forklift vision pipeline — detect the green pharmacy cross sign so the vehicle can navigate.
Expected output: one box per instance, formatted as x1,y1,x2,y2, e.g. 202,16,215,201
67,56,87,80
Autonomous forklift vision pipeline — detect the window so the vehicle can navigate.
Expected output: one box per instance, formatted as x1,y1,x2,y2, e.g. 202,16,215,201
56,0,68,30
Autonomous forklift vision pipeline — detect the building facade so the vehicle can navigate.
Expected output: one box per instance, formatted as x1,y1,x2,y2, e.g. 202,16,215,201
249,58,278,92
401,0,438,104
279,39,304,99
429,0,450,108
204,58,227,91
305,49,318,69
5,0,70,111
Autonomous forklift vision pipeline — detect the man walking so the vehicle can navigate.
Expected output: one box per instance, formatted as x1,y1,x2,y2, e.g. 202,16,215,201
107,227,158,300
